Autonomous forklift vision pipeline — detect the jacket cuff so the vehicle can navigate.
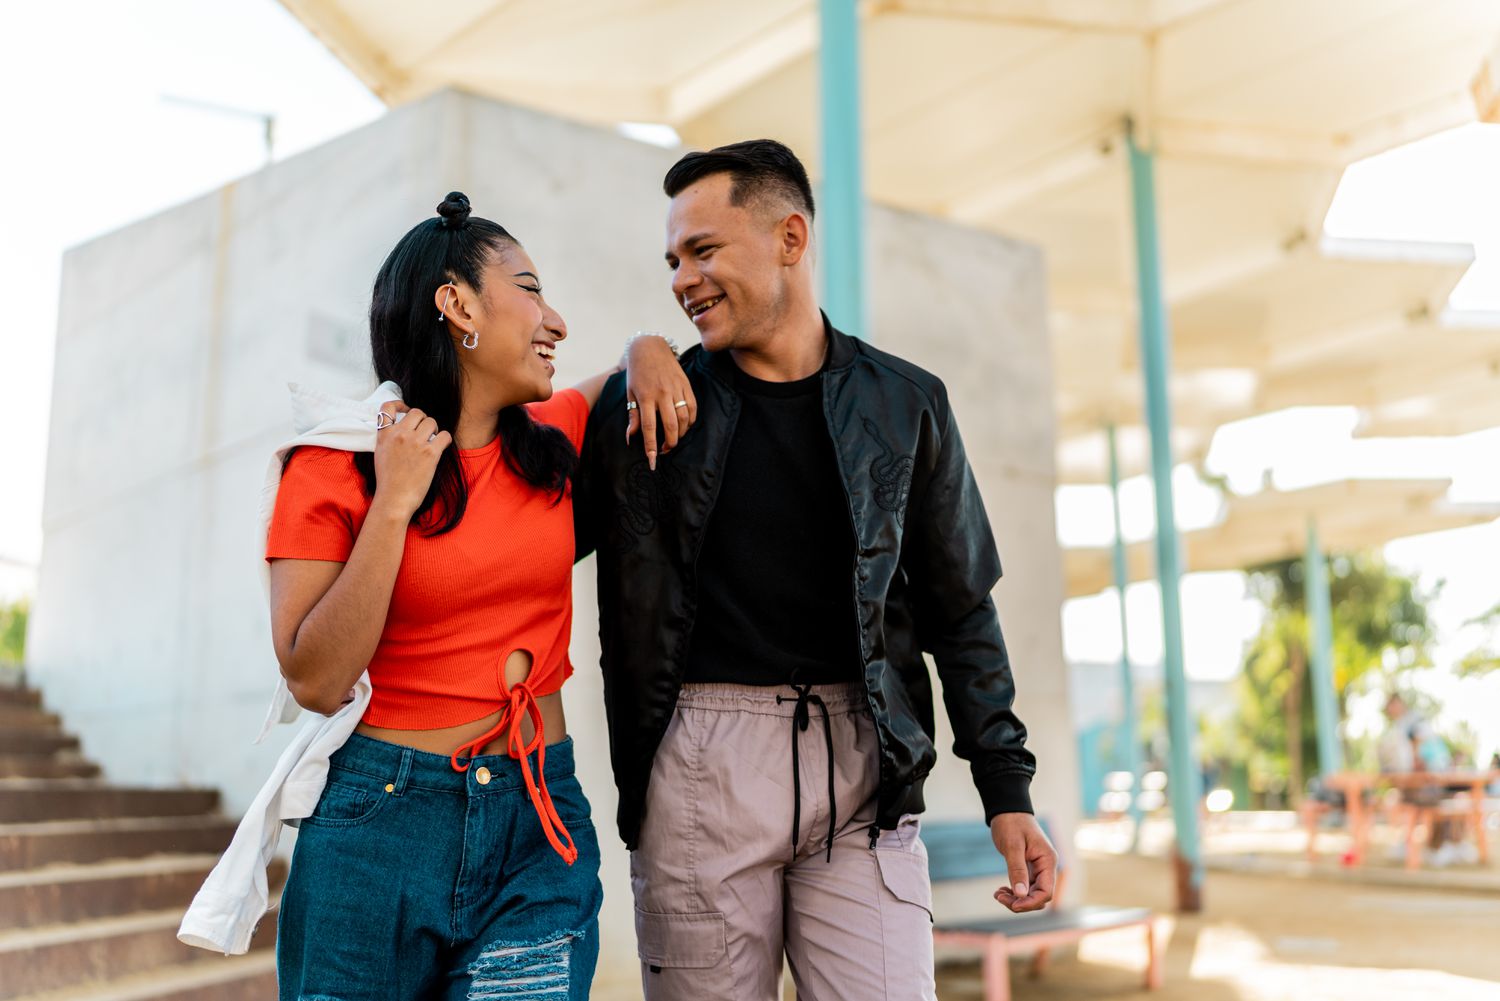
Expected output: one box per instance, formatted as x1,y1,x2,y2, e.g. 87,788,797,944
978,771,1034,822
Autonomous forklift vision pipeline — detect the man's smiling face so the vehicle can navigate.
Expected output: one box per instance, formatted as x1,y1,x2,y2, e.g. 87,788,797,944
665,172,790,354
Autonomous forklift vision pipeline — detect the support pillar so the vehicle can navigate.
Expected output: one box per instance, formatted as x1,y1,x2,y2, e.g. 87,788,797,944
817,0,868,339
1126,123,1203,912
1107,424,1145,851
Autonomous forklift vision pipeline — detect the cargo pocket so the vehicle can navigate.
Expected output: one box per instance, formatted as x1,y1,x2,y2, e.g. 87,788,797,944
875,833,934,922
634,908,734,996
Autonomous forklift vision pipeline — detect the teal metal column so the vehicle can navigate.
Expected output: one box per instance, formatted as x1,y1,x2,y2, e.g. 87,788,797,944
1126,124,1204,911
1304,518,1344,777
818,0,868,339
1107,425,1145,850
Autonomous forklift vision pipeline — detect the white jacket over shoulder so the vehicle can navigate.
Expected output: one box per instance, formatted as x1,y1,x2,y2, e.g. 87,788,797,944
178,381,399,955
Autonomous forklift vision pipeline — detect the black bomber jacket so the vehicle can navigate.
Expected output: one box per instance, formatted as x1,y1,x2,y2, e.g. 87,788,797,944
574,318,1036,849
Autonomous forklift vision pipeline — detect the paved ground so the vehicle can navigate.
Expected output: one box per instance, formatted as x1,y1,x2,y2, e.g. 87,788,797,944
935,842,1500,1001
1088,812,1500,893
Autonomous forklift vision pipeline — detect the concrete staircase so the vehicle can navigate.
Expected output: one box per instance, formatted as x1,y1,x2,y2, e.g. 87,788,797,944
0,679,281,999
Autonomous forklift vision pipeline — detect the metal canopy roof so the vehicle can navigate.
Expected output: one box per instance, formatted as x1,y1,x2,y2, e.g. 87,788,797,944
279,0,1500,474
1063,478,1500,596
1058,239,1500,478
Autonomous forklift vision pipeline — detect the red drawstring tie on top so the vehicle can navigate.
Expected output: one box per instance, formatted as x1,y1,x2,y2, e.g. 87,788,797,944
450,682,579,866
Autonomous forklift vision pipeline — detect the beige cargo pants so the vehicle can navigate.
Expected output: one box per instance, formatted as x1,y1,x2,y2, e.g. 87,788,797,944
629,682,938,1001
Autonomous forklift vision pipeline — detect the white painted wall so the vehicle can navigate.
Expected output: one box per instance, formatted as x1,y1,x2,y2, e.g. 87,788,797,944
31,89,1071,988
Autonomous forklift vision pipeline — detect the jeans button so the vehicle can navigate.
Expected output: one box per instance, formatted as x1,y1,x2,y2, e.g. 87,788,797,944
475,766,492,785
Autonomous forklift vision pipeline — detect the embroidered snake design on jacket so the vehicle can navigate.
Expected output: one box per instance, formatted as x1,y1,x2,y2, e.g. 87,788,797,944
614,460,683,554
862,417,914,522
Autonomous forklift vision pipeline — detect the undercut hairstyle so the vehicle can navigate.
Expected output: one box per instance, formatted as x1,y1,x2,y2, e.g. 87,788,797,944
663,139,816,221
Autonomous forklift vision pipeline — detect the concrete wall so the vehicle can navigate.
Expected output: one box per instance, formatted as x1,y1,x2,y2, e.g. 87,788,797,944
31,89,1072,987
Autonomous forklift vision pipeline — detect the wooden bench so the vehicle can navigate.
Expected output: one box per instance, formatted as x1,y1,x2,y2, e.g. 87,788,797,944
926,820,1163,1001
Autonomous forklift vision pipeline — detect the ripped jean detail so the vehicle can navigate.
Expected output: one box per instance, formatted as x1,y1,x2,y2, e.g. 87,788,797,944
468,931,581,999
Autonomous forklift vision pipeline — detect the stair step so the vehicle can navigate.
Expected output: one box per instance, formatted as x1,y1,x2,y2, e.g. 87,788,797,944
0,707,64,730
8,952,277,1001
0,816,239,869
0,908,275,998
0,780,219,823
0,755,100,779
0,688,42,709
0,732,80,756
0,856,218,930
0,854,286,930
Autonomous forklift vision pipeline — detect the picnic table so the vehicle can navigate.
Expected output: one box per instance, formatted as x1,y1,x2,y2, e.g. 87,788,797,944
1307,770,1498,868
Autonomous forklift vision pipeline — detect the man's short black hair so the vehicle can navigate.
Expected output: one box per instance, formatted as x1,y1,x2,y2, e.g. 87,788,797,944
663,139,816,220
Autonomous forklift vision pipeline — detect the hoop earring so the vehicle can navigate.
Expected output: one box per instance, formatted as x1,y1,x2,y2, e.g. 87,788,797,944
437,286,453,322
462,328,479,350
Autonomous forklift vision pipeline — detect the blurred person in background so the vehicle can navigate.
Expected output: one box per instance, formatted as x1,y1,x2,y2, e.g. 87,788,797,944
1377,693,1471,866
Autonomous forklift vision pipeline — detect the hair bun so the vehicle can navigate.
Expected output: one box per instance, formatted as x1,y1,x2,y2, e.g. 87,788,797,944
436,192,472,229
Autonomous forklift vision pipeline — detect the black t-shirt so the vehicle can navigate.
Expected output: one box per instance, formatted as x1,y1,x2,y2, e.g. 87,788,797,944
684,357,862,686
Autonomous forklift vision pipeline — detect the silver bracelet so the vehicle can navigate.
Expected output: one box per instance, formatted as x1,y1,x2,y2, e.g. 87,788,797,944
622,331,680,367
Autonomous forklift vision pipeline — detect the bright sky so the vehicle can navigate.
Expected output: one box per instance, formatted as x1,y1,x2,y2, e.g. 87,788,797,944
0,0,382,587
1,2,1497,748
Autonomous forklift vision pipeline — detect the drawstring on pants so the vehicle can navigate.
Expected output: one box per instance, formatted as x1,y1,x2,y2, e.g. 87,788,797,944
776,683,837,863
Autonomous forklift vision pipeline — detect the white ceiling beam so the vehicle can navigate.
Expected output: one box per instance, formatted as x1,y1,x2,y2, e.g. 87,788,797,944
1147,0,1244,32
1474,39,1500,122
1367,346,1500,403
879,0,1152,34
945,126,1124,222
275,0,411,103
1264,308,1425,374
661,9,822,124
1340,91,1481,164
1163,228,1314,304
1255,365,1383,412
389,1,515,71
1154,118,1348,167
947,117,1354,237
452,77,669,125
1357,388,1500,438
881,0,1244,36
1171,336,1266,369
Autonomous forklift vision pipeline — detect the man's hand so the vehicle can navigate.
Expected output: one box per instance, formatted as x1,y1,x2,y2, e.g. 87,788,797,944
990,813,1057,913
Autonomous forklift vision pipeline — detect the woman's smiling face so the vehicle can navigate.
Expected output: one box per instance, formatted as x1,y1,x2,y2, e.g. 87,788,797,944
450,241,568,406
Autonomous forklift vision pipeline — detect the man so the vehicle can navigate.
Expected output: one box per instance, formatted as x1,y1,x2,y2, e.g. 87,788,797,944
1378,693,1451,775
575,139,1055,1000
1378,692,1468,865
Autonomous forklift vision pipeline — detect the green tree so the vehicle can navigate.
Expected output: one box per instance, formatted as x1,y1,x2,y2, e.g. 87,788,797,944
1235,553,1437,803
1456,601,1500,678
0,598,28,666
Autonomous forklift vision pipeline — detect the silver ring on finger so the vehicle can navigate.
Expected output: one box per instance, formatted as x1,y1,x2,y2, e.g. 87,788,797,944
625,400,639,411
674,400,688,409
428,431,439,443
376,412,396,430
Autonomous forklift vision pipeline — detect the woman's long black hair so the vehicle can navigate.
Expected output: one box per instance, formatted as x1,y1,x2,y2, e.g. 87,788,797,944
355,192,577,535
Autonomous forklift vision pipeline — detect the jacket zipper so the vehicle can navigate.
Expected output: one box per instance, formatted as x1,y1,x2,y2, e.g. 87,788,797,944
822,373,890,811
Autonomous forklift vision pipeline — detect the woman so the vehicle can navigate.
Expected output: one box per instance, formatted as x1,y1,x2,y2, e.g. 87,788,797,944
268,192,691,999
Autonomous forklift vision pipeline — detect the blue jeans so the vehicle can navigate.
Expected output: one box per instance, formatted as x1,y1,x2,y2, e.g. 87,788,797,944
277,733,603,1000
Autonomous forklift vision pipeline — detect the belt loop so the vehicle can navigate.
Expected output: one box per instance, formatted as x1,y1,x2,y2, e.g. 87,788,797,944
391,746,414,795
